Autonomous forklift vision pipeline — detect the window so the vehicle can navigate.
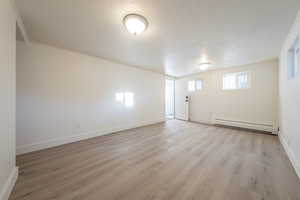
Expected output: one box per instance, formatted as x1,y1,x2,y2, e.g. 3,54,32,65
288,37,299,79
237,72,248,88
223,74,236,90
115,92,134,107
188,80,195,92
195,80,203,91
223,72,250,90
188,80,203,92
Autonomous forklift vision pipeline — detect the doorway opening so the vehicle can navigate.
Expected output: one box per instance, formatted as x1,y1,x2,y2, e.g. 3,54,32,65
165,79,175,119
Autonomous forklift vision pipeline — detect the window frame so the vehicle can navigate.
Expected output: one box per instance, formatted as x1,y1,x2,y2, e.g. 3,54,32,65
188,79,203,92
195,80,203,91
222,71,251,90
288,36,300,80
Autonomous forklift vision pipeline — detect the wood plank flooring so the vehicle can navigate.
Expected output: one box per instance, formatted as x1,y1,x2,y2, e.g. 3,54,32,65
10,120,300,200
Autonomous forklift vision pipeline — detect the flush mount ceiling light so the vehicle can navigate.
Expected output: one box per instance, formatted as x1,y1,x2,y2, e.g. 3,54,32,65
199,62,212,71
123,14,148,35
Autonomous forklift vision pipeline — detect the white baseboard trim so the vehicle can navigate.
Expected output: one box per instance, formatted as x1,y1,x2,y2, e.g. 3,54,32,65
279,133,300,179
213,117,275,134
16,119,165,155
174,117,187,121
0,167,18,200
189,120,213,126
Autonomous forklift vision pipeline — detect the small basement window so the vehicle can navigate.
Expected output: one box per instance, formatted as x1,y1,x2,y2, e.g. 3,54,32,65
223,72,250,90
288,37,299,79
188,80,203,92
195,80,203,91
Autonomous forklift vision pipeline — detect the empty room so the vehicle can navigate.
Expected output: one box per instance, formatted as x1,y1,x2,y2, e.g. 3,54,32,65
1,0,300,199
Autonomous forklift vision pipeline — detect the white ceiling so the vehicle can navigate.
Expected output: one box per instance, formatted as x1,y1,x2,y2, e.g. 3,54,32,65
16,0,300,77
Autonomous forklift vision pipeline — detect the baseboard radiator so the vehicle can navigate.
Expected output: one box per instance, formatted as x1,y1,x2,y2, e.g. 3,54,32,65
213,117,276,134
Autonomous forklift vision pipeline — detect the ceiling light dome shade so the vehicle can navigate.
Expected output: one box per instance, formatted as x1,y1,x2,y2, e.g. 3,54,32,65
199,62,212,71
123,14,148,35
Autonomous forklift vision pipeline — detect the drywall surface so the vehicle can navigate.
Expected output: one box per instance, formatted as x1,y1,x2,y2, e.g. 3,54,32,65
16,42,165,154
279,11,300,177
0,0,16,198
175,60,278,130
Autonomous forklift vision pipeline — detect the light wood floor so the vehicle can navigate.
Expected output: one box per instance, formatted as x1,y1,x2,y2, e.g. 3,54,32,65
10,120,300,200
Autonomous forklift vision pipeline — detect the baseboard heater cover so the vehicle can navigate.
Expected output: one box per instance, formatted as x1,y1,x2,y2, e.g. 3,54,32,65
214,118,276,134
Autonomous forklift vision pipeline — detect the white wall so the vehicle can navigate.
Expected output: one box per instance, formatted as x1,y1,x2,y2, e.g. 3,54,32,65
0,0,17,199
175,59,278,131
279,11,300,178
175,71,214,123
16,42,165,154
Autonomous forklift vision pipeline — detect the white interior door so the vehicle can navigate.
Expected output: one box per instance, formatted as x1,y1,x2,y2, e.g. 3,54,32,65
174,79,190,121
165,79,175,119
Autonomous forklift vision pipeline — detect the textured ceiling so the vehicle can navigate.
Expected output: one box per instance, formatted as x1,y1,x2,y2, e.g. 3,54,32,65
16,0,300,77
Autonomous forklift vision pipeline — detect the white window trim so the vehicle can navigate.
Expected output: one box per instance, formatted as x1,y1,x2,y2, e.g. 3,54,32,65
188,80,195,92
294,39,299,76
222,71,251,90
288,36,300,80
188,79,203,92
195,80,203,91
